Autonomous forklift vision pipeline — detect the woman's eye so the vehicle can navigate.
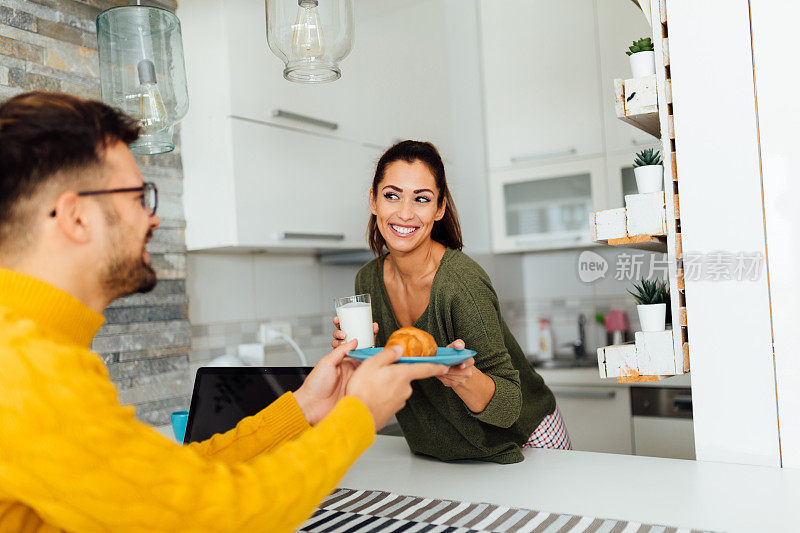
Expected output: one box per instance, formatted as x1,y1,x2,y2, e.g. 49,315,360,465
383,192,399,200
416,196,431,203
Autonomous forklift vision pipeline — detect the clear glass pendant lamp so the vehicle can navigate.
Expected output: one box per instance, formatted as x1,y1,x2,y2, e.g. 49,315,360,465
267,0,355,83
97,5,189,155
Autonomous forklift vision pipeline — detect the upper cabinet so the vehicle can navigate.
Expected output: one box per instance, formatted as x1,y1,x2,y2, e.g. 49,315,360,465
344,0,454,157
478,0,655,252
478,0,604,170
192,0,453,156
178,0,454,251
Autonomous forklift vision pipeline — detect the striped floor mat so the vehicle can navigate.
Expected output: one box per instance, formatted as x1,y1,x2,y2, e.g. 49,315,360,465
298,488,715,533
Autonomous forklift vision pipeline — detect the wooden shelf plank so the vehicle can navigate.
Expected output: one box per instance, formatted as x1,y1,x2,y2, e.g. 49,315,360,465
606,234,667,253
617,375,661,383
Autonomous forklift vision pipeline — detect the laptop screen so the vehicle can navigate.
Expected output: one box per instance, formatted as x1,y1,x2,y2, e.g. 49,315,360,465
184,367,312,444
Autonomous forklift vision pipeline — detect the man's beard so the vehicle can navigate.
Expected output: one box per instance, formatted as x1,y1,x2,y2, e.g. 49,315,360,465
102,229,157,300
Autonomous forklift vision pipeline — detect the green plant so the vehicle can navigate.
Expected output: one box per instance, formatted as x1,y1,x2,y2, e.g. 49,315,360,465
594,312,605,326
633,148,662,167
626,37,654,56
628,277,667,305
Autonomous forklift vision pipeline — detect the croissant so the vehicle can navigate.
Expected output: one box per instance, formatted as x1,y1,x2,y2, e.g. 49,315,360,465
385,326,437,357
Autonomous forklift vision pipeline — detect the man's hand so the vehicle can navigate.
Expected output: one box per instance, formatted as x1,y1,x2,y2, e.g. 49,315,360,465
346,346,449,430
294,339,360,425
331,316,379,348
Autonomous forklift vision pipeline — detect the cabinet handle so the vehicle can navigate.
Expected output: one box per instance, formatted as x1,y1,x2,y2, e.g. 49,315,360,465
272,109,338,130
509,147,576,163
515,234,585,246
278,232,345,241
552,389,616,400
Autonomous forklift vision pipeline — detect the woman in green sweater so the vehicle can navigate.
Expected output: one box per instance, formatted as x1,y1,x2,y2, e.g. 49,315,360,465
332,141,571,464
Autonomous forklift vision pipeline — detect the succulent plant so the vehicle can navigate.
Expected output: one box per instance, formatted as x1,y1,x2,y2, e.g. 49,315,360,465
633,148,663,167
626,37,654,56
628,277,667,305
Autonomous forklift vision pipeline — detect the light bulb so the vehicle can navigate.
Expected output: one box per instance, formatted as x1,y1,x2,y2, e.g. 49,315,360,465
128,59,169,134
291,0,325,60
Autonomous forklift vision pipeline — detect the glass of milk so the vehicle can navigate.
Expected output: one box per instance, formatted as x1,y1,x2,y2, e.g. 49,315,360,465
334,294,374,349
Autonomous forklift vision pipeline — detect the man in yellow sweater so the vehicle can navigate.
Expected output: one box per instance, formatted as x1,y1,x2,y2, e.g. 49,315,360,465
0,91,448,532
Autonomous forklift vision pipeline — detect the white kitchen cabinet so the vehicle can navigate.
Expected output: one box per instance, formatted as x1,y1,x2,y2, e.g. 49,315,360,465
185,0,453,156
178,0,454,251
223,0,354,139
551,385,633,454
489,157,607,253
344,0,454,158
478,0,604,170
595,0,657,154
183,117,378,251
230,119,378,249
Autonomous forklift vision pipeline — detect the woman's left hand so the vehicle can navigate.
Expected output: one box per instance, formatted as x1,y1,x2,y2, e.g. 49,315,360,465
436,339,474,388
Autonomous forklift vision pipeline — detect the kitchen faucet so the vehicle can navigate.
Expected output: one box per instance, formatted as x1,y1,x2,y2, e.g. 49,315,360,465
575,313,586,357
561,313,587,358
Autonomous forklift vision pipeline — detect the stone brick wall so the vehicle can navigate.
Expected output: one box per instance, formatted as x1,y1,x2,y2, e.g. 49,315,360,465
0,0,190,426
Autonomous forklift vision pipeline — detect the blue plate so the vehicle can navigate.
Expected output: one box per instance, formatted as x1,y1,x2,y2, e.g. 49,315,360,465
347,347,476,365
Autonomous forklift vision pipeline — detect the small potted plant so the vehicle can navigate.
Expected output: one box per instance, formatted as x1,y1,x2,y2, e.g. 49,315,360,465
626,37,655,78
628,277,667,332
632,148,663,193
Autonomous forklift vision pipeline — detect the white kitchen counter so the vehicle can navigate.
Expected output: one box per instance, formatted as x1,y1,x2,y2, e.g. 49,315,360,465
340,435,798,533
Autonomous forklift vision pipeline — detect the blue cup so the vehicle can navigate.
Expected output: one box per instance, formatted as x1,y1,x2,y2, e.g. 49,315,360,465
171,410,189,443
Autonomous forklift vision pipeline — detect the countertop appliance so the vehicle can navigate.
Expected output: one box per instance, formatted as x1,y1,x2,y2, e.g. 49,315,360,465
630,386,695,459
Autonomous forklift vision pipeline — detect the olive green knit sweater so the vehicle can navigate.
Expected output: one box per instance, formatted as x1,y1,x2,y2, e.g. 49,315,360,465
355,249,556,464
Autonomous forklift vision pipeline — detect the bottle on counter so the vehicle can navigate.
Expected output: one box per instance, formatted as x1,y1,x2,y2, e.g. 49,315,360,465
538,318,553,360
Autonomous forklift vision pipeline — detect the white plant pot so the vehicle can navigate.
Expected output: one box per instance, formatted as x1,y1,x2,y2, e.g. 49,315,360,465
629,50,656,78
637,303,666,332
633,165,664,193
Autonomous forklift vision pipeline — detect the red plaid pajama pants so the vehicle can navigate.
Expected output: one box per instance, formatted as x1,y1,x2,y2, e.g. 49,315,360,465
523,405,572,450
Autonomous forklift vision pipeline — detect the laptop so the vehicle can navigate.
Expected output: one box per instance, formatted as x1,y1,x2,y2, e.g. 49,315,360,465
183,367,313,444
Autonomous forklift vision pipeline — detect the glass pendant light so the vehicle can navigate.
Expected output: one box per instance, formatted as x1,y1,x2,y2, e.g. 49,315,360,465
97,3,189,155
267,0,354,83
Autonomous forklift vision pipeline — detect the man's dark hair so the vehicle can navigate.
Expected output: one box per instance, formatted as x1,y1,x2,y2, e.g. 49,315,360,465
0,91,140,251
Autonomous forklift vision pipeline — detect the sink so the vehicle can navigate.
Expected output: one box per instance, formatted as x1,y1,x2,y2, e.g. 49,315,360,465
528,356,597,369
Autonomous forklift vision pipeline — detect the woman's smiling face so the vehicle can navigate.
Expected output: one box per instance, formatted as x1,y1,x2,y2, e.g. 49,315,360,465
369,159,446,254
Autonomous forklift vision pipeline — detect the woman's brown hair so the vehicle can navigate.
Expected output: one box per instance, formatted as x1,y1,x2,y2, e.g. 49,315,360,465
367,140,463,255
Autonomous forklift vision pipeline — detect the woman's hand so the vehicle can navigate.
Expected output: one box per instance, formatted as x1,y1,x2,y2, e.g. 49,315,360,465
436,338,495,413
331,316,379,348
436,357,475,388
436,339,471,388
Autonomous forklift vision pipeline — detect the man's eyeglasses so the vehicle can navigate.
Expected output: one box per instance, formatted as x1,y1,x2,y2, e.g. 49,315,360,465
49,182,158,217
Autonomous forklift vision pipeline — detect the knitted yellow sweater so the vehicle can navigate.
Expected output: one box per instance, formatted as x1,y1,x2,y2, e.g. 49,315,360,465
0,268,375,532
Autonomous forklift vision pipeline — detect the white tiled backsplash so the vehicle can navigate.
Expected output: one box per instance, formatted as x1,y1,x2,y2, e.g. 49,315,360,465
187,246,650,381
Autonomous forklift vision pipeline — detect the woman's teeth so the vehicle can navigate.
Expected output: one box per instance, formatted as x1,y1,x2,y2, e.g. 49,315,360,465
390,224,417,235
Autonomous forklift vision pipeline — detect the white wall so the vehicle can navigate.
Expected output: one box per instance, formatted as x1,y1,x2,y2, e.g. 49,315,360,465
668,0,779,466
750,0,800,469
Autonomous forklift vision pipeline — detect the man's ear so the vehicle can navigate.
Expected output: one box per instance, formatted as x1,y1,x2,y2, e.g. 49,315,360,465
52,191,92,244
369,190,378,216
434,197,447,222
